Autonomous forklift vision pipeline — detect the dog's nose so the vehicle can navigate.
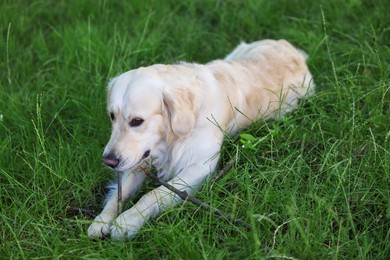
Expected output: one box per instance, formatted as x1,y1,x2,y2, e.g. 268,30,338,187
102,154,119,168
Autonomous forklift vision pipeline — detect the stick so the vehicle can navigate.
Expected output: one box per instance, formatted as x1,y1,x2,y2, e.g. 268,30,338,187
117,171,123,214
66,206,95,216
139,166,251,230
213,158,235,180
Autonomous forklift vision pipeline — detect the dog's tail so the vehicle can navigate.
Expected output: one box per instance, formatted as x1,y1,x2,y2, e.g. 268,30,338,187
225,39,309,62
224,39,314,98
224,40,279,61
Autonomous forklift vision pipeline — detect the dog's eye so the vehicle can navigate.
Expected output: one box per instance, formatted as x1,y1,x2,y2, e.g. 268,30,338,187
129,118,144,127
110,113,115,121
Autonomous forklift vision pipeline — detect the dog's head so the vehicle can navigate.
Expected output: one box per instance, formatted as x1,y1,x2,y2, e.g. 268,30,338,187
102,66,198,171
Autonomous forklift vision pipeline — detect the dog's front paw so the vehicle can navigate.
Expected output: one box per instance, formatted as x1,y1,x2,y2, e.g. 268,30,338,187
88,213,115,238
110,213,144,240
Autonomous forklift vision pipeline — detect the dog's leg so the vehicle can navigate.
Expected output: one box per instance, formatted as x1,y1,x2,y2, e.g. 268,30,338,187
88,170,145,238
110,138,222,239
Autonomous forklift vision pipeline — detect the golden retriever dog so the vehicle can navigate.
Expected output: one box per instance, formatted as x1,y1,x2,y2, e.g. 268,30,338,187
88,39,314,239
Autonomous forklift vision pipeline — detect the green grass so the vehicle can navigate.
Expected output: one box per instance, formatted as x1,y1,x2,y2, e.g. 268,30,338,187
0,0,389,258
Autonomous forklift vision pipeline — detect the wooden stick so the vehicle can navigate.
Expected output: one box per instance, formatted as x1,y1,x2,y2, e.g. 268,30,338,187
213,158,235,181
117,171,123,214
139,166,251,230
66,206,95,216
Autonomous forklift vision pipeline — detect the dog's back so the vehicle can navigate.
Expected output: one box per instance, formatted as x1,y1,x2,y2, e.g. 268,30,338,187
223,39,315,118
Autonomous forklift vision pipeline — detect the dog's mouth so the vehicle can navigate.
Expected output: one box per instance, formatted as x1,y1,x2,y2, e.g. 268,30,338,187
142,150,151,159
129,150,151,170
126,150,151,170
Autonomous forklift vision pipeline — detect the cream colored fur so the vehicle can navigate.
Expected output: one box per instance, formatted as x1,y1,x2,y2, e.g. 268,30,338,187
88,39,314,239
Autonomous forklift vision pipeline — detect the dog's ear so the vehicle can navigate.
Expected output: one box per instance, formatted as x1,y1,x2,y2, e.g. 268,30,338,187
163,87,197,137
106,77,118,94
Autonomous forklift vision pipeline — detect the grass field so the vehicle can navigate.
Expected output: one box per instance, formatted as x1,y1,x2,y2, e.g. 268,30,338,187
0,0,389,258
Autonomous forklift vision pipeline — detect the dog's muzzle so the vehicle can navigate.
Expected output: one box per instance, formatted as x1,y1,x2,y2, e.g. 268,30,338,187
102,150,151,170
